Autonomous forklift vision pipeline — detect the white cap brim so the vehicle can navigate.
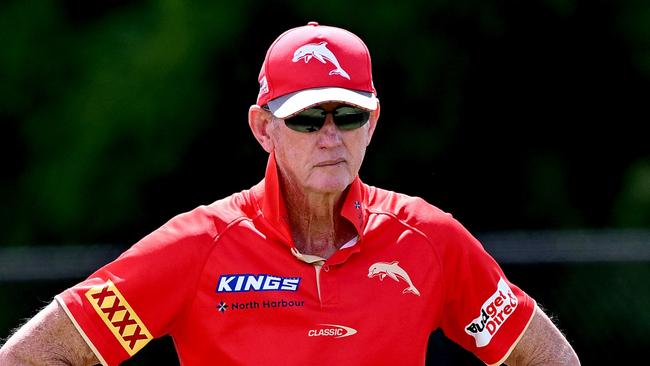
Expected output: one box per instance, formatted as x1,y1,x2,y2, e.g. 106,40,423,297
266,87,378,119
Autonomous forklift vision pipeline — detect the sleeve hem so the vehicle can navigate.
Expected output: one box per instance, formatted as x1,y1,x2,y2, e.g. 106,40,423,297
55,295,109,366
487,301,537,366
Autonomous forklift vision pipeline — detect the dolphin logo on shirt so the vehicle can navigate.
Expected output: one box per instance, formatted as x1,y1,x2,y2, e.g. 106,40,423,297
292,42,351,80
368,261,420,296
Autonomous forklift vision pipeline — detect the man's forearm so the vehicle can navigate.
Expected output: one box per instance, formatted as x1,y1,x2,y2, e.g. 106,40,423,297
0,301,99,366
505,306,580,365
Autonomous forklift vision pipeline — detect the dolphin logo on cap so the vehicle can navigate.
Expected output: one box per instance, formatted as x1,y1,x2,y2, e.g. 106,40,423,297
292,42,350,80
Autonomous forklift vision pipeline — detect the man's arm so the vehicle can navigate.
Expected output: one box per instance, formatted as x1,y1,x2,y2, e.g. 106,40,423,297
505,306,580,365
0,300,100,366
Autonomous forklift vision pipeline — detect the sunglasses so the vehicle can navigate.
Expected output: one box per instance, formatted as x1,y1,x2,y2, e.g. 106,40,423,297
272,105,370,133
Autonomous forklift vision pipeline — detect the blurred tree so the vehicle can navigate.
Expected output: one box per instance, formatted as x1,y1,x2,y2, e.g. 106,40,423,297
0,0,648,248
613,159,650,226
1,0,252,245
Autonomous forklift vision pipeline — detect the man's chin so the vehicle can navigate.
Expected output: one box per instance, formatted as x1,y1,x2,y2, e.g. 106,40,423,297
306,178,352,195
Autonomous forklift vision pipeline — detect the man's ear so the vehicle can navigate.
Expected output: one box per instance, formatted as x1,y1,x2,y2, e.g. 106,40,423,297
366,100,380,146
248,105,275,153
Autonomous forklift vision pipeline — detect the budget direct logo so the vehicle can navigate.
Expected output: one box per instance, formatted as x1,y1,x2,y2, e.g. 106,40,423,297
464,278,519,347
216,274,301,293
308,324,357,339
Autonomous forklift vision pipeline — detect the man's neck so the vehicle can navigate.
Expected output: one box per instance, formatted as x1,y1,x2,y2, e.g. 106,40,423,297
282,184,357,259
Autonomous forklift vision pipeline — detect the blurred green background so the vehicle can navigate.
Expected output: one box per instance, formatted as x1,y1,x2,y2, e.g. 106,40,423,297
1,0,649,364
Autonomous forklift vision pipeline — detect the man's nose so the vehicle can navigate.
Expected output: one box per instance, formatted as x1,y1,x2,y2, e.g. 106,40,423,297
317,114,343,147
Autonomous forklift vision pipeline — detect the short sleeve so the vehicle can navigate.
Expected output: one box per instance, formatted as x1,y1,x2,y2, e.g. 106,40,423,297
436,217,536,365
55,208,218,366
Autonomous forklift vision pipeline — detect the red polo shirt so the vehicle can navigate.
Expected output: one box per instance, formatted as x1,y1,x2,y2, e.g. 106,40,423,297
56,154,535,365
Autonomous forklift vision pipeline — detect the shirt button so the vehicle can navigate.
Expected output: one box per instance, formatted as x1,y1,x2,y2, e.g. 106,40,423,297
323,265,330,272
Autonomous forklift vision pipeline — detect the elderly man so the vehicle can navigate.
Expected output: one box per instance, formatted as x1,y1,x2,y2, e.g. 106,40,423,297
0,22,579,365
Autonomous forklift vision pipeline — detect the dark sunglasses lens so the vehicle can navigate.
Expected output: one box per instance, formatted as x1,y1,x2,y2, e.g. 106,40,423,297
284,109,326,132
333,107,370,130
283,106,370,132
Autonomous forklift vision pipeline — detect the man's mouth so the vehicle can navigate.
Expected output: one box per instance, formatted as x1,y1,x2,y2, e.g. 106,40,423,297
315,159,345,167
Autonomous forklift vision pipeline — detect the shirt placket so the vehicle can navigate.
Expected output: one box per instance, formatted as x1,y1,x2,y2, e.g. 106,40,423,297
291,248,340,309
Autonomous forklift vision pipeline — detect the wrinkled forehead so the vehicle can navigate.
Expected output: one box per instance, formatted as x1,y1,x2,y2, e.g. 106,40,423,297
307,102,349,111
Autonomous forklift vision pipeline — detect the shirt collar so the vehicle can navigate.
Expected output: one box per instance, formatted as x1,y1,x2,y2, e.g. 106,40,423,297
253,152,368,244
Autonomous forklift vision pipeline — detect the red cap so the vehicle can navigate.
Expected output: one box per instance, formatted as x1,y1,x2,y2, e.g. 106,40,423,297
256,22,378,118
